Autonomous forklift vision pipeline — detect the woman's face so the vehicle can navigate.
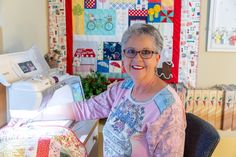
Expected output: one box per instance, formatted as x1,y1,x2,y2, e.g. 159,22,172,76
123,34,160,81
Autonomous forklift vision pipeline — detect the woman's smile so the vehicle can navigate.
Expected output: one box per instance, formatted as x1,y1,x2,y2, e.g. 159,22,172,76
131,65,144,70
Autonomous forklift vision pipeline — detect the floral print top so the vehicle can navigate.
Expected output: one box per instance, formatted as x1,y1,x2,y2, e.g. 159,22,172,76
73,78,186,157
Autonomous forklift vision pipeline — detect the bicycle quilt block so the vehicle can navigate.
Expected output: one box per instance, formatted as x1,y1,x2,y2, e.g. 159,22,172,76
84,9,116,35
103,42,122,60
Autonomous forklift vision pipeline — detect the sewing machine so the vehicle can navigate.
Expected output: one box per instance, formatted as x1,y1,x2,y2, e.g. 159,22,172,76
0,45,99,155
0,45,85,120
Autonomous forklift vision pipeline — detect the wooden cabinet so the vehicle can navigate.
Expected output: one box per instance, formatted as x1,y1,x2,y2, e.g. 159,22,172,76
71,120,99,156
0,84,7,128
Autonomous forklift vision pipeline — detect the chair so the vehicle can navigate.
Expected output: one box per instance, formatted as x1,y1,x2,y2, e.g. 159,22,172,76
184,113,220,157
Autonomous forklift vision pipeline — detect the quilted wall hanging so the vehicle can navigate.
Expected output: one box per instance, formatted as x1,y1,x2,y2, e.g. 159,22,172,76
48,0,201,87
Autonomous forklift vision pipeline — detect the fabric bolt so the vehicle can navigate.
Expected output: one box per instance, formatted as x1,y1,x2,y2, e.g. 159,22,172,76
73,78,186,157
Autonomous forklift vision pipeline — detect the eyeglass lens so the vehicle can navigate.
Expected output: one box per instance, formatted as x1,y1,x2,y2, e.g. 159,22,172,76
123,48,156,59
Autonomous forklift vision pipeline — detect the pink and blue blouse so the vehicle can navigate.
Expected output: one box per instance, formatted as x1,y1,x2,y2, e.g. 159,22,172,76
73,78,186,157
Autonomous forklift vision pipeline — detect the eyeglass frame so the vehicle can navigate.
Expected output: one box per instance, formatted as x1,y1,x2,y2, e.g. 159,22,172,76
123,48,159,59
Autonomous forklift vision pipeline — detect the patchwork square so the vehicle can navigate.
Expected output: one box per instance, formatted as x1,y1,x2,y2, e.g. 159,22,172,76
84,9,116,35
160,10,174,23
97,41,104,60
74,48,96,64
122,61,126,73
128,10,148,17
110,0,135,2
161,0,174,10
147,3,161,22
103,42,122,60
109,61,122,73
85,0,96,9
97,60,109,73
129,16,147,26
148,0,161,2
110,2,135,10
136,0,148,10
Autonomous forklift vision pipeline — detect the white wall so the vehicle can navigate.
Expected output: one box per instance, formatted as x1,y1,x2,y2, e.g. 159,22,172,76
0,27,3,53
0,0,48,54
197,0,236,87
0,0,3,53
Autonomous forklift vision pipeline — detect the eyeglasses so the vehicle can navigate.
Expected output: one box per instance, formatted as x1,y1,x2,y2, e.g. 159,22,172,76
123,48,158,59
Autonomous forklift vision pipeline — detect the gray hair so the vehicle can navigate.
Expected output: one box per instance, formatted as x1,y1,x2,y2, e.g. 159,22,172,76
120,23,163,53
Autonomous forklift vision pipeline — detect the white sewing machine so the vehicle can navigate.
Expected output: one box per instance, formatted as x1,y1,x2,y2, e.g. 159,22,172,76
0,45,99,155
0,46,98,154
0,45,85,120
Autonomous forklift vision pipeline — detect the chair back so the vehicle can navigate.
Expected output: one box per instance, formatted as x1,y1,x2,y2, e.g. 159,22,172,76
184,113,220,157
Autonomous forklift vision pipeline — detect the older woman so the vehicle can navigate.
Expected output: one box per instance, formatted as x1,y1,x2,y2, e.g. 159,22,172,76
41,23,186,157
71,23,186,157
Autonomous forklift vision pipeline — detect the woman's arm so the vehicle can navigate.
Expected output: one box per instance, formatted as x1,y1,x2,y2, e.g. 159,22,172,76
146,101,186,157
72,83,119,121
35,81,121,121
